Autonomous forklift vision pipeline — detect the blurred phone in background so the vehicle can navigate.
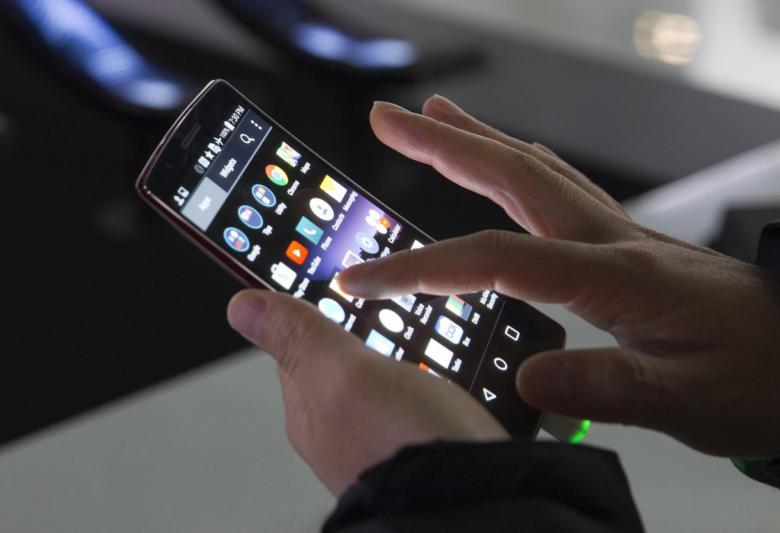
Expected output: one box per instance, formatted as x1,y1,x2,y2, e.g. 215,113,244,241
2,0,482,115
2,0,195,114
212,0,482,78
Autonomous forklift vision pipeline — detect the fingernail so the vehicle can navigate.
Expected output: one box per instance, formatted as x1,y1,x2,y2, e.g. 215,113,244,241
227,291,267,339
429,94,464,114
373,101,411,113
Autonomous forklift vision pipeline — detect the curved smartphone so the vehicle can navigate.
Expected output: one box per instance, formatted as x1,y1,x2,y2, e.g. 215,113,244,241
136,80,565,438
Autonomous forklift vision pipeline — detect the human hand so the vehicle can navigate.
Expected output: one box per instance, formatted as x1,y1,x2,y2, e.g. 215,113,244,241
227,291,509,496
338,95,780,459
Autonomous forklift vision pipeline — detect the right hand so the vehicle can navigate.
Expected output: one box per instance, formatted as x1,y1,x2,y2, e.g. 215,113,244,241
339,95,780,459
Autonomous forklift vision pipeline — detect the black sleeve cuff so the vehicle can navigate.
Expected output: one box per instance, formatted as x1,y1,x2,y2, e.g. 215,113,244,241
732,220,780,490
756,219,780,270
323,441,643,532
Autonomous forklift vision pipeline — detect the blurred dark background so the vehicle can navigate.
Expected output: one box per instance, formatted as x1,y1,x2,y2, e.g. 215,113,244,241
3,0,780,446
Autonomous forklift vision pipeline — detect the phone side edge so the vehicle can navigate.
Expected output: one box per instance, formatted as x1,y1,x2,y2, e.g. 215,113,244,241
134,79,276,290
135,79,224,195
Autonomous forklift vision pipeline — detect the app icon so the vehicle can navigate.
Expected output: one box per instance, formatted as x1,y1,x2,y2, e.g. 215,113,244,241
424,338,454,369
365,330,395,357
223,227,250,252
418,362,442,378
392,294,416,312
266,164,289,187
270,262,297,290
237,205,263,229
252,184,277,208
276,142,301,168
365,209,392,235
378,309,404,333
341,249,364,268
355,232,380,254
329,275,354,302
248,245,261,262
285,240,309,265
318,298,346,324
434,315,464,345
320,175,347,203
295,216,324,245
445,295,473,321
309,197,335,221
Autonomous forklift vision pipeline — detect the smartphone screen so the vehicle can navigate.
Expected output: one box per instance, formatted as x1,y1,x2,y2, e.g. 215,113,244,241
138,80,564,437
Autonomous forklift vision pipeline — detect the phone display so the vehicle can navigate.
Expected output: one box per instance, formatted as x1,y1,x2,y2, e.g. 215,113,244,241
137,80,564,437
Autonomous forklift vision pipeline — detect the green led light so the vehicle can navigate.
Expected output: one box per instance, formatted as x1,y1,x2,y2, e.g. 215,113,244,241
569,419,591,444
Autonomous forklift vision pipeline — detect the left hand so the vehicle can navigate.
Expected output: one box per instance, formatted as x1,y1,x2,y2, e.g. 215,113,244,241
227,291,509,496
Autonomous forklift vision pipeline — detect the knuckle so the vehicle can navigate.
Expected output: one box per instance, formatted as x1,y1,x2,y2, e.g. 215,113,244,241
510,148,547,175
427,124,450,168
510,149,568,190
387,246,423,292
624,221,663,241
622,351,682,425
473,229,516,258
471,229,519,290
609,240,659,277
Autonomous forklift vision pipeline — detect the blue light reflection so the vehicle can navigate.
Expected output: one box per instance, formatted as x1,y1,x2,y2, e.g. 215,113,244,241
8,0,187,111
293,23,417,69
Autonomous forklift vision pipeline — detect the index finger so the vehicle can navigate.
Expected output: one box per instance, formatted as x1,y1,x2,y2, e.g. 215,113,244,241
339,230,617,308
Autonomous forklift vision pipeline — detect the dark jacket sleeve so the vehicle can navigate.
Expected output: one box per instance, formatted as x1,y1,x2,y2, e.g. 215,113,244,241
323,441,644,533
731,220,780,490
755,220,780,271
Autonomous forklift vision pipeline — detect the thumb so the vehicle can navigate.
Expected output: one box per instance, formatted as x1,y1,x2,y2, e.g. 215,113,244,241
227,290,365,389
517,348,680,429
